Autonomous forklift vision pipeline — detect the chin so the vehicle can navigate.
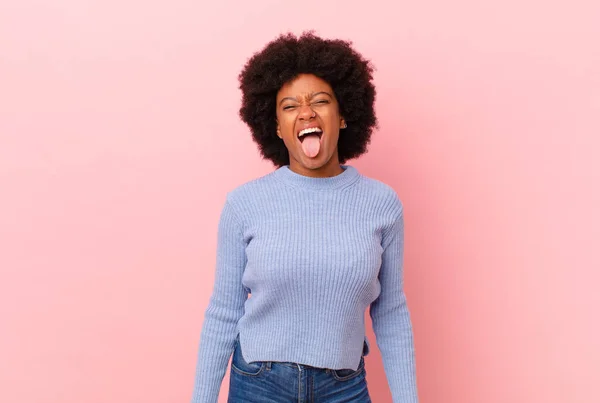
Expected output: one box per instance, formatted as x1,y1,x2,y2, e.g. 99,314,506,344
300,154,330,169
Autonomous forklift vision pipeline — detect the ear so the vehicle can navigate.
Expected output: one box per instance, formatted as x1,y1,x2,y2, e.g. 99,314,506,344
340,117,347,129
276,120,282,139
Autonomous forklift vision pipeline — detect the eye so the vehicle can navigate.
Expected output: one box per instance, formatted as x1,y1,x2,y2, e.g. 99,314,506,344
283,105,296,111
313,100,329,105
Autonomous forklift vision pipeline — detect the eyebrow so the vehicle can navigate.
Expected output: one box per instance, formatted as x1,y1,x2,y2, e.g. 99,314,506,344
278,91,333,106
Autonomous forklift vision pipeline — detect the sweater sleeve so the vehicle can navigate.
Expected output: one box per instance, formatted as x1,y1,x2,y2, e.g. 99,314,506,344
191,199,248,403
369,210,419,402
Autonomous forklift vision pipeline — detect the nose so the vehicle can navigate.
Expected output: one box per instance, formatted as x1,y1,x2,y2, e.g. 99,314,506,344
298,104,315,121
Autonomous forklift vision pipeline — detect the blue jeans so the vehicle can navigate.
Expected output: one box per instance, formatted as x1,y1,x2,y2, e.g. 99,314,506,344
228,337,371,402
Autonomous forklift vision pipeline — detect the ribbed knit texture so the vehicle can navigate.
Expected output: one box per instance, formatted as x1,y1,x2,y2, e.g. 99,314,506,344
191,165,418,403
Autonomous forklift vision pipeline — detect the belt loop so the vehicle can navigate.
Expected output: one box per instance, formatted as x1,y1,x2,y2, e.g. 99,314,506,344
266,361,272,370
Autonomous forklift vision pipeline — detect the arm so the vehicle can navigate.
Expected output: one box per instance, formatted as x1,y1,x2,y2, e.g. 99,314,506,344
369,210,419,402
191,199,248,403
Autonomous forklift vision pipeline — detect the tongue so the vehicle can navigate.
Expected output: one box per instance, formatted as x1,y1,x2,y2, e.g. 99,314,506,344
301,135,321,158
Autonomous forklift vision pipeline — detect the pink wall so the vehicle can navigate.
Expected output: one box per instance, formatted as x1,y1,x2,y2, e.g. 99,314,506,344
1,1,598,402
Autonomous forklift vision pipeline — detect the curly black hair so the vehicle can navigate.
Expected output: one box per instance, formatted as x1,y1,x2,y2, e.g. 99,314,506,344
238,32,377,167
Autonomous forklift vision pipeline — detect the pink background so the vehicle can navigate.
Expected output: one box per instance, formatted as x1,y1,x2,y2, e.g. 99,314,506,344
1,1,599,402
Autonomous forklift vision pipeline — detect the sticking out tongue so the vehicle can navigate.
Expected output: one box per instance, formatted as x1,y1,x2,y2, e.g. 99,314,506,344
301,134,321,158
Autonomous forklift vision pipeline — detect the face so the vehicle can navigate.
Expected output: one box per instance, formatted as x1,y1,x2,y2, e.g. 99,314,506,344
276,74,346,178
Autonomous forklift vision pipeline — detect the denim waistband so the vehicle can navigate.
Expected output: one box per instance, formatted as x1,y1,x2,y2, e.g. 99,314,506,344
234,334,368,372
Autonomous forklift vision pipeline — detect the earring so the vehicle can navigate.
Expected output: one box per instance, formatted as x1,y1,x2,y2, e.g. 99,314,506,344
341,122,347,129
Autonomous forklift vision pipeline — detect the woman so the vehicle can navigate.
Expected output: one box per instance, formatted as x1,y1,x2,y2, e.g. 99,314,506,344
191,32,418,403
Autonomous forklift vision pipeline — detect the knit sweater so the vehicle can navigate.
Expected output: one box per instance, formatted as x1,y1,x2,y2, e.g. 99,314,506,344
191,164,418,402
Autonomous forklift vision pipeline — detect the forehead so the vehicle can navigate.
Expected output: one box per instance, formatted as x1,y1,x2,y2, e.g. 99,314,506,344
276,74,333,99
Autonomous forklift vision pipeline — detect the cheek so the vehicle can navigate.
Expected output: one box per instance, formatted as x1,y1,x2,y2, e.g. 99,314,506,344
278,121,296,145
278,116,295,134
323,113,340,133
323,109,340,124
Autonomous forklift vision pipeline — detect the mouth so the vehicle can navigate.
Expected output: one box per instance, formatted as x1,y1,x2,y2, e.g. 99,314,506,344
297,126,323,142
297,126,323,158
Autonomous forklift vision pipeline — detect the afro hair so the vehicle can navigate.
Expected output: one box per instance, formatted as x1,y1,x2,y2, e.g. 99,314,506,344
238,31,377,167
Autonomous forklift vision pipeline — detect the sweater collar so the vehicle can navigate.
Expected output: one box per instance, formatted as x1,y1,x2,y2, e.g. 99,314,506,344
273,164,360,190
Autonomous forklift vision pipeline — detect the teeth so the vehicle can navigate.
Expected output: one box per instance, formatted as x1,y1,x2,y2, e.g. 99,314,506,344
298,127,323,137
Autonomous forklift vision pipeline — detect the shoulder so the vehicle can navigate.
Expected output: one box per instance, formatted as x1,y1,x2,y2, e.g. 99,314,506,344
224,169,279,205
357,172,404,217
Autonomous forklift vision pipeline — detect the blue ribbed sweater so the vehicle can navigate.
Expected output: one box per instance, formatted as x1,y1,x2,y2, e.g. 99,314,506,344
191,165,418,402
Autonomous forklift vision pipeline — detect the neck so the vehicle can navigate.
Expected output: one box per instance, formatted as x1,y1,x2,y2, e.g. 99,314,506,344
288,156,344,178
274,164,359,191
